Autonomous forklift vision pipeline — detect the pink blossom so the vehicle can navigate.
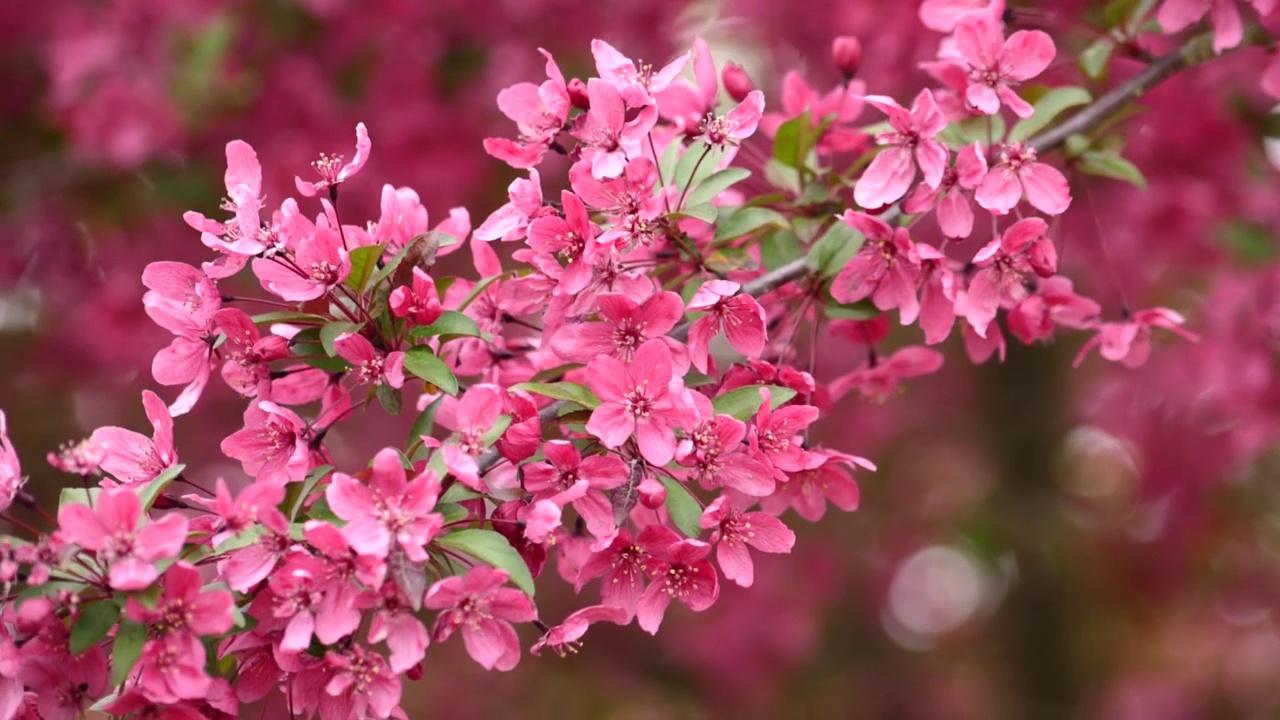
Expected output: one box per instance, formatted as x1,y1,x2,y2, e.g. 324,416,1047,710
523,440,629,540
956,217,1058,337
591,39,689,107
522,480,589,544
570,78,658,179
214,308,289,396
88,390,176,486
389,267,444,327
252,224,350,302
916,245,961,344
1158,0,1273,53
700,495,795,588
367,585,430,673
687,280,767,373
334,333,405,389
636,536,719,634
531,604,630,656
903,142,988,239
1006,276,1102,344
1074,307,1201,368
15,646,108,720
952,12,1055,117
0,412,24,515
57,487,188,590
964,320,1008,363
760,72,867,155
829,346,947,401
569,157,662,220
424,566,536,671
586,339,690,466
220,400,310,485
295,122,371,197
143,261,220,415
854,90,950,209
749,388,819,473
919,0,1006,32
678,408,776,496
976,142,1072,215
125,562,235,640
761,449,873,521
830,211,922,324
183,139,266,256
656,37,719,134
322,645,402,719
527,191,601,295
436,384,505,491
484,49,570,169
201,477,287,545
326,448,443,561
473,169,545,242
551,289,685,364
576,527,670,618
700,90,766,148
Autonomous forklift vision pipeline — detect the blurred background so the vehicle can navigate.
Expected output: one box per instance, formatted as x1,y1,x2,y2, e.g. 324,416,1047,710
4,1,1280,717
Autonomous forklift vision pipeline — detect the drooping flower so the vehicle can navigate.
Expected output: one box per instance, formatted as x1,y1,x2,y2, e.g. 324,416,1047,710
585,340,692,467
0,411,24,514
955,217,1058,337
951,12,1055,117
89,390,177,486
326,448,443,561
854,89,950,209
57,487,188,590
829,346,947,401
1074,307,1201,368
636,536,719,635
530,605,630,657
903,142,988,240
143,261,220,415
295,122,371,197
686,280,767,374
830,211,922,324
484,49,571,169
699,495,795,588
761,449,873,522
975,142,1072,216
424,566,537,672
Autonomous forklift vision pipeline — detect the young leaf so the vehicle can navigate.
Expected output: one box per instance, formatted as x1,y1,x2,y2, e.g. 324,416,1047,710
1080,39,1115,80
320,322,364,357
1009,87,1092,142
410,310,482,340
288,465,333,521
403,347,460,395
1078,149,1147,189
71,600,121,654
806,221,865,278
376,384,403,415
59,487,101,509
711,385,799,420
111,619,148,686
137,463,186,511
685,167,752,207
713,207,789,243
344,244,385,292
408,396,444,446
659,476,703,538
772,110,813,169
510,381,601,409
435,529,536,596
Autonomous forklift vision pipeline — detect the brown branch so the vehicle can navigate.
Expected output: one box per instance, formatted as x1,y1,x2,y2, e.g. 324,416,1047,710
473,24,1265,476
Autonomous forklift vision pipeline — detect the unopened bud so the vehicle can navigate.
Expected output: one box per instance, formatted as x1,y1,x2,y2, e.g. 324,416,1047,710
567,78,590,111
637,475,666,510
722,62,756,103
831,36,863,79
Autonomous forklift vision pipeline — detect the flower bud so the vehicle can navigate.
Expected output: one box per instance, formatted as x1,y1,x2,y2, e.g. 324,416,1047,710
722,62,756,103
638,474,666,510
567,78,591,111
831,36,863,79
1028,239,1059,278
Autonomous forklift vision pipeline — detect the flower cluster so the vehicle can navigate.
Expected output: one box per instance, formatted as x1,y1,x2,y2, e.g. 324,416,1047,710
1,1,1247,714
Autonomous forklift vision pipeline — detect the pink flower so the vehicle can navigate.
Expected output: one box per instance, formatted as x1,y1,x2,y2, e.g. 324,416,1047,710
551,289,685,364
295,122,371,197
854,90,950,209
367,584,430,673
903,142,988,239
678,410,776,496
323,646,402,719
531,604,630,656
473,169,545,242
522,481,589,545
220,400,310,484
1006,276,1101,344
524,440,629,540
829,346,946,401
183,139,266,256
1158,0,1273,53
214,308,289,396
389,267,444,327
334,333,405,389
424,566,537,671
326,448,443,561
699,495,795,588
830,211,922,324
636,537,719,634
135,633,212,704
57,487,187,590
15,645,108,720
1074,307,1201,368
953,12,1055,117
570,78,658,180
916,245,961,344
202,478,287,545
0,412,24,514
484,49,570,169
143,261,220,415
761,449,872,521
700,90,766,148
88,390,176,487
252,224,351,302
760,72,868,155
436,384,505,491
591,39,689,107
976,142,1072,215
586,340,690,466
527,191,601,295
656,37,720,134
749,388,819,474
687,280,767,373
919,0,1006,32
956,217,1058,337
576,527,669,618
125,562,235,639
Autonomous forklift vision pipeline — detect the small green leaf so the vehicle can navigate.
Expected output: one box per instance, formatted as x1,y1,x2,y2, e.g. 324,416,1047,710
806,221,865,278
408,396,443,445
657,136,685,188
1009,86,1092,142
659,476,702,538
344,244,385,292
293,344,351,373
250,311,328,324
409,310,482,340
1080,39,1115,80
704,246,758,274
685,167,752,207
673,141,726,196
824,298,880,320
440,483,481,504
511,381,601,410
713,207,789,243
939,114,1006,147
773,110,813,169
759,228,803,270
320,322,363,357
71,600,120,654
711,384,799,421
403,347,459,395
136,464,185,511
59,487,101,509
286,465,332,522
437,503,470,525
667,203,718,224
435,529,536,596
111,619,147,686
1078,149,1147,189
376,384,402,415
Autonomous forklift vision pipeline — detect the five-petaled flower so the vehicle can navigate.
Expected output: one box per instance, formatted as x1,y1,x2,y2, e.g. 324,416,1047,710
424,566,537,671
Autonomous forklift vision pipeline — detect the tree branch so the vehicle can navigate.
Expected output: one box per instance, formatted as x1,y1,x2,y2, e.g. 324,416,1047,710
473,24,1266,475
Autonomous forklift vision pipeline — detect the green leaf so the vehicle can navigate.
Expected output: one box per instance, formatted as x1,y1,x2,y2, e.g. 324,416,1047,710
659,476,702,538
1219,220,1279,267
59,487,101,509
344,244,385,292
667,203,718,224
685,167,752,207
293,344,351,373
440,483,481,504
673,141,726,197
320,322,363,357
824,298,880,320
1080,39,1115,80
403,347,459,395
939,114,1006,147
806,221,865,278
1078,149,1147,189
773,110,813,169
511,381,601,410
288,465,333,522
1009,86,1092,142
704,246,758,274
409,310,482,340
713,207,788,243
657,136,685,188
408,396,443,445
111,619,147,686
376,384,403,415
437,503,469,525
435,529,536,596
71,600,120,654
137,464,185,511
759,228,803,270
457,275,501,312
711,384,799,421
250,311,328,325
763,158,802,194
